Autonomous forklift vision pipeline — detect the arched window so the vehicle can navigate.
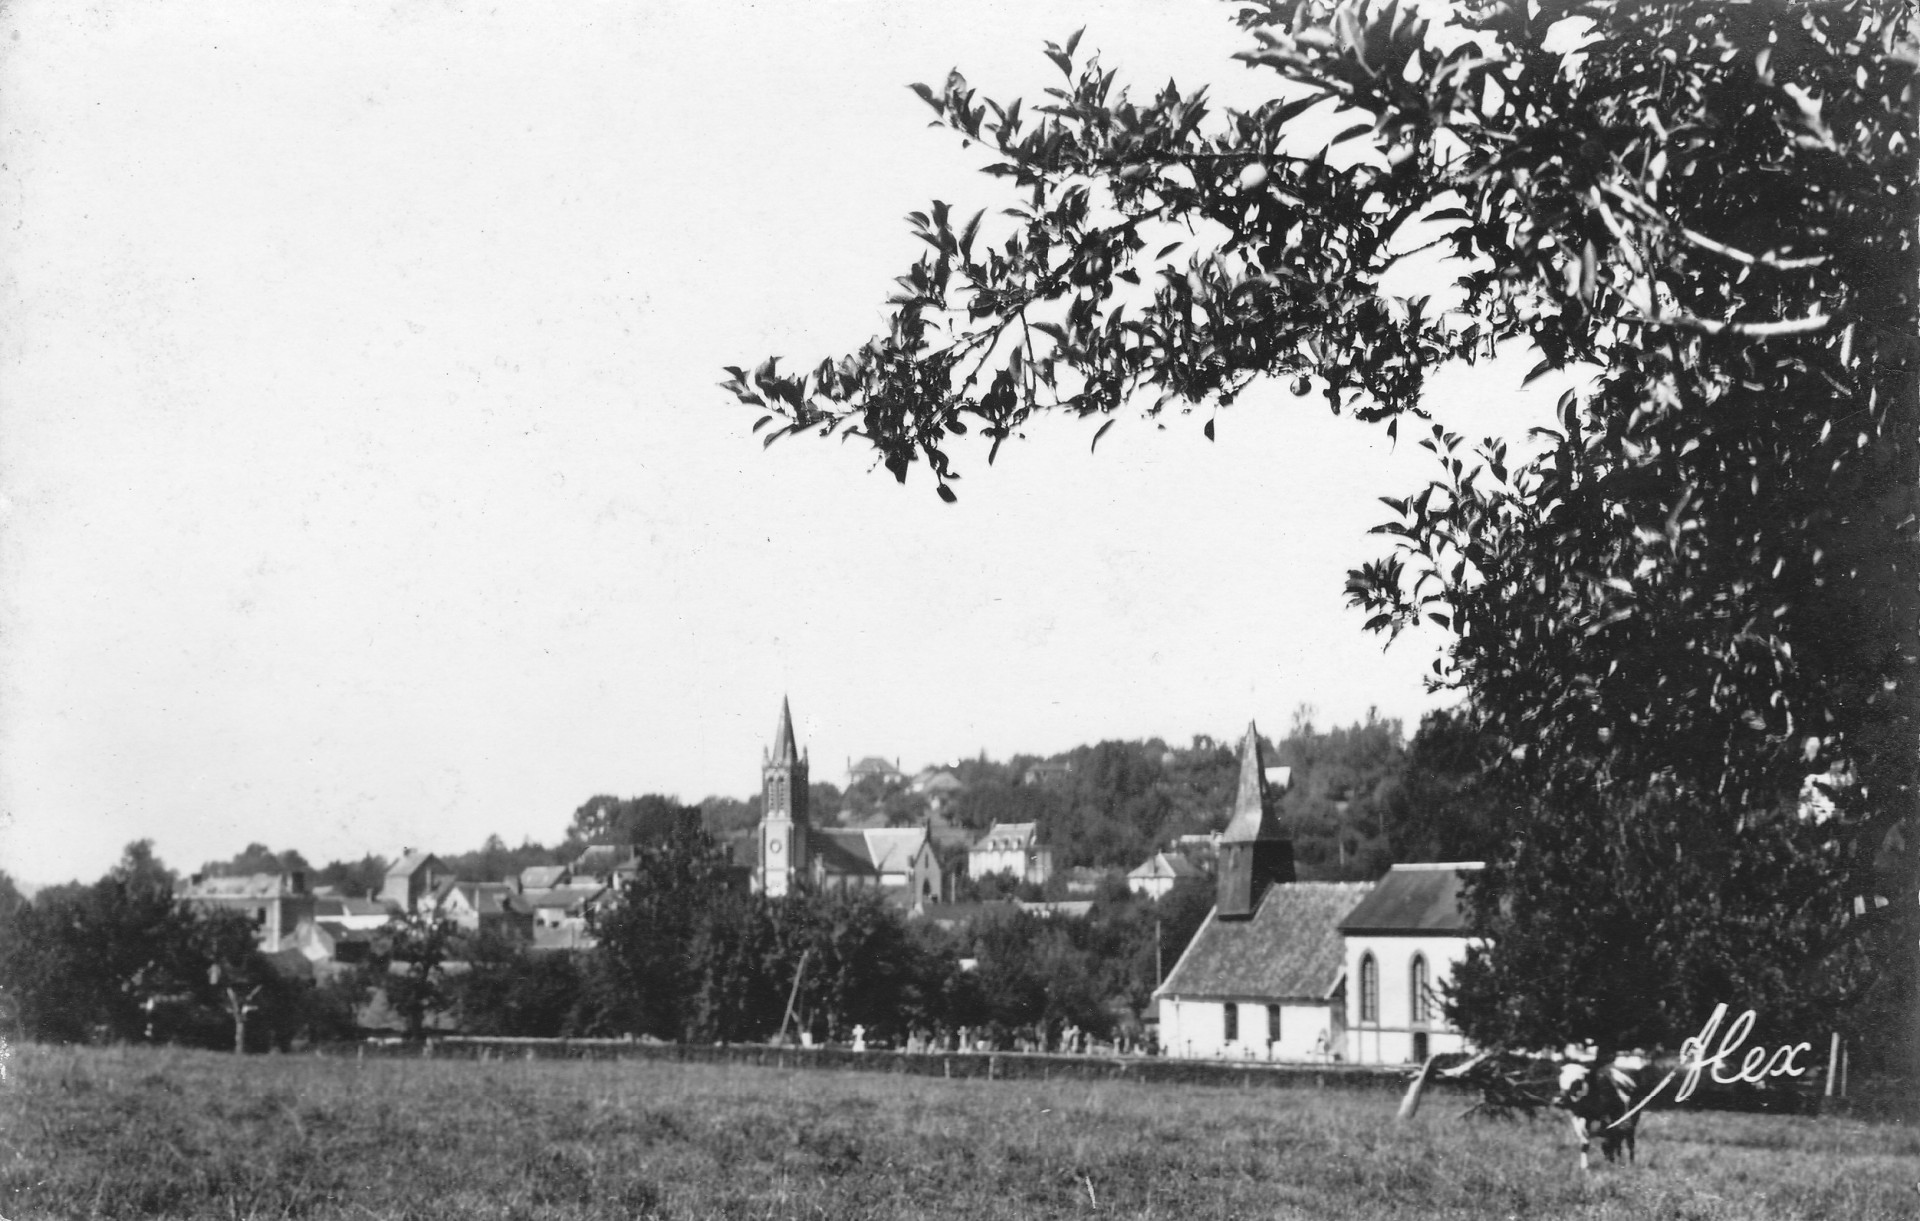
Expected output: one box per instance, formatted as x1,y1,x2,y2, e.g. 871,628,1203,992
1410,954,1431,1026
1359,952,1379,1024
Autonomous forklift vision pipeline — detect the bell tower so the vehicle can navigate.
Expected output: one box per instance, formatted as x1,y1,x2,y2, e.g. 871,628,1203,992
759,696,810,895
1216,721,1294,918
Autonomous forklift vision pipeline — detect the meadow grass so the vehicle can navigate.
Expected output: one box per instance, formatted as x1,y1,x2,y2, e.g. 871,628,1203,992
1,1043,1914,1220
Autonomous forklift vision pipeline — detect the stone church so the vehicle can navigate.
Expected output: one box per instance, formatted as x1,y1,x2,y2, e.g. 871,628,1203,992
748,698,942,904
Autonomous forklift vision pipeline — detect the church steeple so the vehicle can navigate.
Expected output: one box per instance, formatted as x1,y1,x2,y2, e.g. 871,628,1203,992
1216,721,1293,919
759,696,810,896
769,696,801,767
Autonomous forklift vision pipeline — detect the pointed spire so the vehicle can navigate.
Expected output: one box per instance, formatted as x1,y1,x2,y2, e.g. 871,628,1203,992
1220,721,1282,842
771,696,800,765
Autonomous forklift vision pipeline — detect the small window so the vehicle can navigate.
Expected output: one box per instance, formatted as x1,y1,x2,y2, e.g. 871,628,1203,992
1410,954,1431,1026
1223,1003,1239,1043
1266,1003,1281,1043
1360,952,1379,1024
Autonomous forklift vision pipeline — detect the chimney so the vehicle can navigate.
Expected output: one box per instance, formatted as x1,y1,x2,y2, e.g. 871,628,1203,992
1215,722,1294,919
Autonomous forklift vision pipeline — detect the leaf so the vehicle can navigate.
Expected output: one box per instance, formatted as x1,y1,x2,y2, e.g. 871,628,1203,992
1204,418,1215,441
1330,121,1375,144
936,484,957,504
1091,418,1116,452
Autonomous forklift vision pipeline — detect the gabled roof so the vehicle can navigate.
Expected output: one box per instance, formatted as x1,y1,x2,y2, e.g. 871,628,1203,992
439,881,529,916
860,827,930,873
387,851,441,878
919,771,964,792
1157,882,1374,1002
1221,722,1284,843
973,822,1038,848
519,865,571,890
848,755,900,776
1338,863,1483,934
1129,851,1204,881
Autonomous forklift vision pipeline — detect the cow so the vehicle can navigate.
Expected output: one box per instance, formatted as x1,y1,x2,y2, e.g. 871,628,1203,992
1556,1060,1642,1171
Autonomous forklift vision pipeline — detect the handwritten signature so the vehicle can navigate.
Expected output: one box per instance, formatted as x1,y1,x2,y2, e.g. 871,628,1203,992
1609,1003,1813,1129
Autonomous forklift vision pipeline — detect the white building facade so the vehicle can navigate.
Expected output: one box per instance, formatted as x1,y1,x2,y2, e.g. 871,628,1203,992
1339,862,1483,1065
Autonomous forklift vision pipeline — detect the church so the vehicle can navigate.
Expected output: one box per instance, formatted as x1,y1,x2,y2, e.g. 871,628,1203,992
748,698,943,903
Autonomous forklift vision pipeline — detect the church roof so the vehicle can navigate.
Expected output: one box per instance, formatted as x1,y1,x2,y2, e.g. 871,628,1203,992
1220,722,1285,843
859,827,930,873
809,828,881,876
1338,863,1482,934
770,697,801,765
1156,882,1373,1002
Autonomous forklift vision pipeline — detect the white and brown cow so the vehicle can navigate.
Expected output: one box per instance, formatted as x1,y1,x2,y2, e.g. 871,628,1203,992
1556,1060,1642,1171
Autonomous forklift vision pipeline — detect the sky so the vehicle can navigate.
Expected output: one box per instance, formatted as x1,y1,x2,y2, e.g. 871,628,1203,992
0,0,1573,887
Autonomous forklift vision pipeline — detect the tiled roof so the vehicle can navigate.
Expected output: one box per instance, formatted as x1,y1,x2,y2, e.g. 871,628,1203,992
1157,882,1374,1002
1338,863,1482,934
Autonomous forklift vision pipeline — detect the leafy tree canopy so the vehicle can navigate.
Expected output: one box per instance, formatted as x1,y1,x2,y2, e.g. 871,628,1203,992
729,0,1919,1068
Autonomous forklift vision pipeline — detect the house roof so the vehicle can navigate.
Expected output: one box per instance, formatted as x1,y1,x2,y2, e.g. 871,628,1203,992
314,895,388,918
1157,882,1374,1002
519,865,570,890
1221,722,1285,844
848,755,900,776
919,771,964,792
520,884,607,910
179,872,307,900
572,844,635,876
974,822,1038,848
388,851,442,878
1337,863,1482,934
1129,852,1205,881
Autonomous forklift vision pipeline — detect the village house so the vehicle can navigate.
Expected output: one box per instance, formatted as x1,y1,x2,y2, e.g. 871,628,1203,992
570,844,638,886
1339,861,1483,1065
520,881,610,949
312,892,394,931
176,870,316,951
379,850,450,914
1127,850,1206,899
429,880,536,940
968,821,1054,885
1155,723,1369,1062
846,755,903,788
911,768,964,815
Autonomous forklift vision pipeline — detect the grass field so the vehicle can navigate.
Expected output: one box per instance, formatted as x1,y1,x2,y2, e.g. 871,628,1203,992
1,1044,1915,1220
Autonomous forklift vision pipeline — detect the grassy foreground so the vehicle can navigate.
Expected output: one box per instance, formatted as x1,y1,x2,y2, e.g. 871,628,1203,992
0,1044,1915,1220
